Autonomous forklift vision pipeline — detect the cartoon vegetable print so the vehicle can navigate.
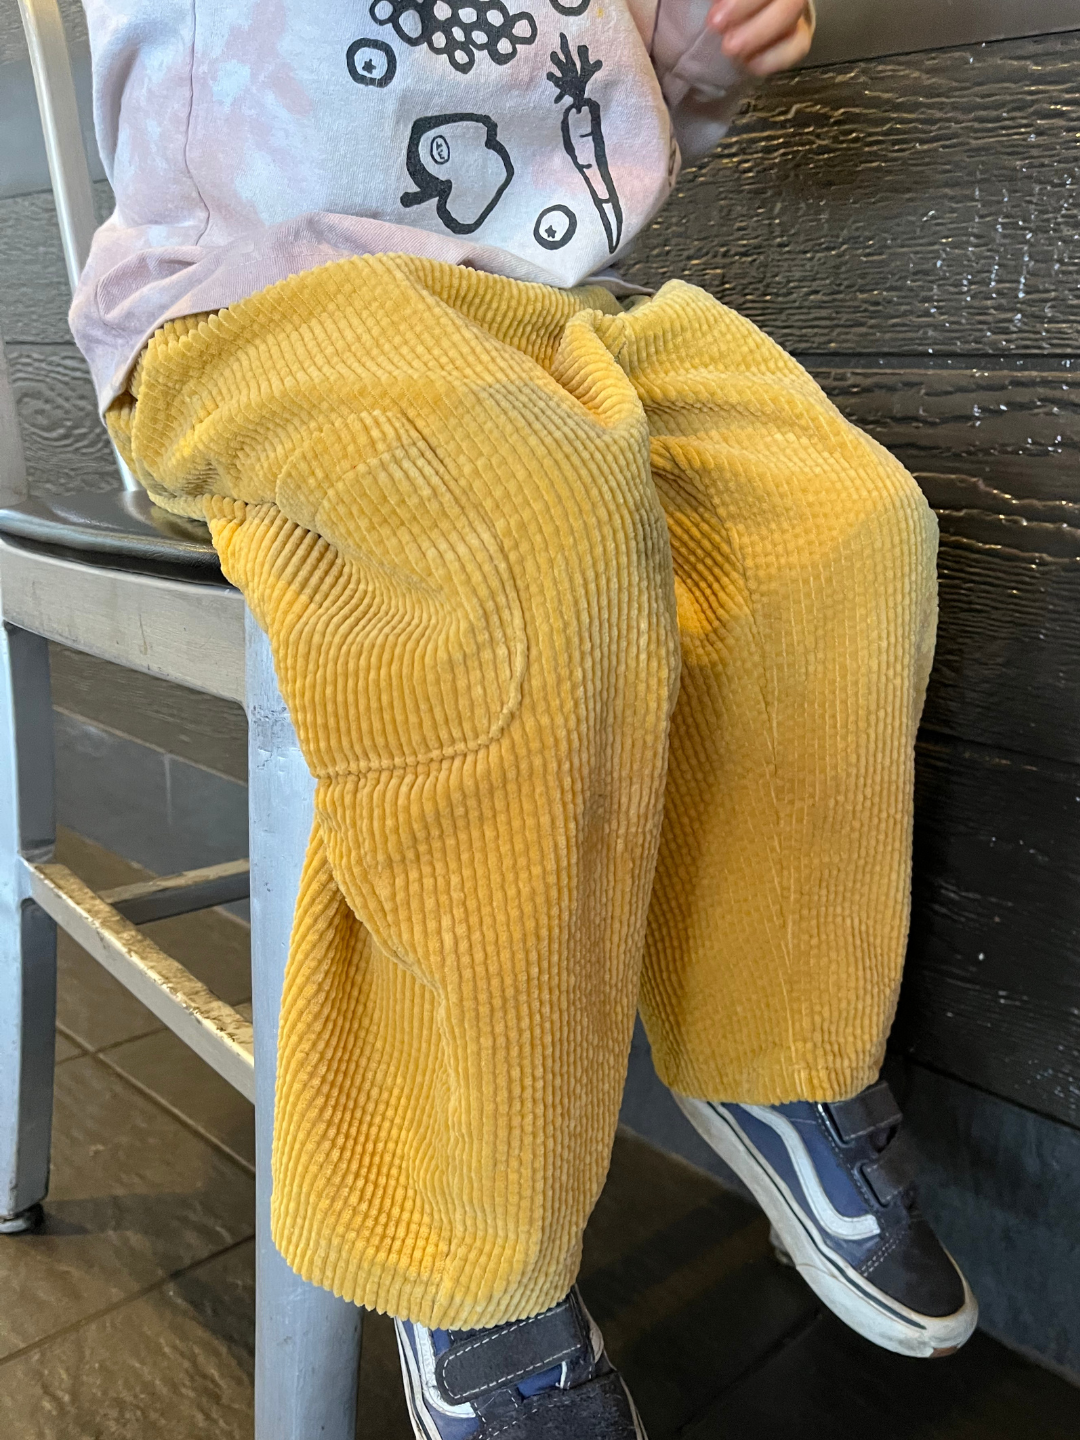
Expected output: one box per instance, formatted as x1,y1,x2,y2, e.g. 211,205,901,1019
546,34,623,253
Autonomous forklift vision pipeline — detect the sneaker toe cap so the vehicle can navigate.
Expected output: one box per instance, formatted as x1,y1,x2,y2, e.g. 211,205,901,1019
862,1217,967,1318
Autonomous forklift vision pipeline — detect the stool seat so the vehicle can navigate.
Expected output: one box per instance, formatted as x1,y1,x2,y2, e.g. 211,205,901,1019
0,489,223,584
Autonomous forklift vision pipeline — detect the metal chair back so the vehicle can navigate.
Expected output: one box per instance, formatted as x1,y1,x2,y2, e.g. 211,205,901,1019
16,0,139,490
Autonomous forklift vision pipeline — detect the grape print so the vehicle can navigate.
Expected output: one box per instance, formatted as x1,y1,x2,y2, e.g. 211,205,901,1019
370,0,538,75
546,34,623,253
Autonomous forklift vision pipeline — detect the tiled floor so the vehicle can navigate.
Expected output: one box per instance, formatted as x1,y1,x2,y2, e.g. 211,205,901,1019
1,831,1078,1438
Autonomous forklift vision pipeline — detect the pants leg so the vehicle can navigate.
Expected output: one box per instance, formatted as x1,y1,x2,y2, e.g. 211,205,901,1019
108,255,682,1329
619,282,939,1103
107,260,935,1328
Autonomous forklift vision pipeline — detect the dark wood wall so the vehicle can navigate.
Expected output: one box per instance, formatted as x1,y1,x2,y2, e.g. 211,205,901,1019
628,31,1080,1133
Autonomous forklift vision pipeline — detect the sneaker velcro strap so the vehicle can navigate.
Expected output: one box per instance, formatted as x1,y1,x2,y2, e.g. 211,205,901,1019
436,1297,589,1404
826,1081,903,1142
861,1128,919,1205
493,1368,639,1438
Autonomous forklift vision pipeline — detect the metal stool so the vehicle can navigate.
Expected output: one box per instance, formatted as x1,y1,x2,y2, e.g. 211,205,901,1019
1,3,362,1434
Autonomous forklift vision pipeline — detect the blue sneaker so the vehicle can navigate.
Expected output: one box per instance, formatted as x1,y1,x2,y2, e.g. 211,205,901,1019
673,1080,978,1357
394,1286,648,1438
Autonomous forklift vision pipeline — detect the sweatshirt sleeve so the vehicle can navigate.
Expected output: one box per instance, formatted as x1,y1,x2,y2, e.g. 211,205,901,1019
653,0,815,165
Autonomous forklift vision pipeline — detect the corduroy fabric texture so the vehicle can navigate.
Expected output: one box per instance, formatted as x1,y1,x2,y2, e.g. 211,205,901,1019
106,253,938,1329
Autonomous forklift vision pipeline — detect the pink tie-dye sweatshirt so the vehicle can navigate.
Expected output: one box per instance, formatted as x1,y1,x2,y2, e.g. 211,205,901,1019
71,0,772,408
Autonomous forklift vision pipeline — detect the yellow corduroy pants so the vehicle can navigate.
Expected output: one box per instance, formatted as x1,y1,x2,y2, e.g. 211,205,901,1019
107,254,937,1329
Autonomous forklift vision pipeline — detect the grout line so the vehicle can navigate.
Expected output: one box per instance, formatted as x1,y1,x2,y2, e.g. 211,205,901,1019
53,705,248,788
53,1022,89,1058
56,1018,165,1056
92,1050,256,1176
0,1234,255,1372
88,1027,170,1057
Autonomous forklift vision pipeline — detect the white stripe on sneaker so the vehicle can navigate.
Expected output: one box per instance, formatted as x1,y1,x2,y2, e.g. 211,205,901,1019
395,1320,476,1436
395,1323,445,1440
742,1105,881,1242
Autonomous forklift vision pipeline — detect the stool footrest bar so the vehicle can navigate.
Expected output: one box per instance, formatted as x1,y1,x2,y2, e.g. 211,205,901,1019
100,859,251,924
20,860,255,1100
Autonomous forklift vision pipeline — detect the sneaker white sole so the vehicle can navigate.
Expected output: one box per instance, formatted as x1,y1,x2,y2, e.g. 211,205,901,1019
674,1094,978,1359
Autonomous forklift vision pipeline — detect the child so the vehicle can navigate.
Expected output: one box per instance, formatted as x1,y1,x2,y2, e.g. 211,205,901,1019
72,1,976,1433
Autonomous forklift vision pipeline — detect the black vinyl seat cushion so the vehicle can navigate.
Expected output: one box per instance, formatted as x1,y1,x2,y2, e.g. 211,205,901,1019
0,490,227,586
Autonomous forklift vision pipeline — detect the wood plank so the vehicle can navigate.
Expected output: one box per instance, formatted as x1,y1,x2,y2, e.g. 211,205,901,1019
0,0,86,67
0,541,246,703
811,364,1080,502
924,523,1080,765
807,365,1080,764
0,319,27,504
808,0,1080,67
895,735,1080,1127
1,51,103,203
6,342,119,494
626,31,1080,356
0,179,112,345
100,859,251,924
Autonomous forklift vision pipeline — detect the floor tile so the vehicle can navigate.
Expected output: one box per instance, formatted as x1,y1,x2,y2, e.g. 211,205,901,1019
682,1308,1080,1440
56,937,163,1054
141,907,250,1008
0,1055,253,1361
0,1241,255,1440
55,826,152,893
101,1030,255,1170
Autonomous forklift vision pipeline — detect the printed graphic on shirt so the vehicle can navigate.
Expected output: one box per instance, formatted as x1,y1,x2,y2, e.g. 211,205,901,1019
346,38,398,87
400,113,515,233
546,35,623,253
533,204,577,249
370,0,537,74
548,0,590,14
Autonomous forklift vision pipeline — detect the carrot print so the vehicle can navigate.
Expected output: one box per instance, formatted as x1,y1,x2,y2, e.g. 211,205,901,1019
547,34,623,253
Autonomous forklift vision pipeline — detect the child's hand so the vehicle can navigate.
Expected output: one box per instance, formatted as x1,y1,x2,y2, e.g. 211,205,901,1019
706,0,813,76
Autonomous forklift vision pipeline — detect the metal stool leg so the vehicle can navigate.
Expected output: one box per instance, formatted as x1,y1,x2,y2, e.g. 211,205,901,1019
247,615,362,1440
0,624,57,1232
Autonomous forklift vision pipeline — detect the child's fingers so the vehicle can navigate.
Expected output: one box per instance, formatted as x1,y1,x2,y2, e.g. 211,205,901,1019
709,0,808,61
742,19,813,75
707,0,793,28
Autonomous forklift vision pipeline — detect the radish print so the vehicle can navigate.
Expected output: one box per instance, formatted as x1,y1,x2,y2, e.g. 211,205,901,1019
546,34,622,253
